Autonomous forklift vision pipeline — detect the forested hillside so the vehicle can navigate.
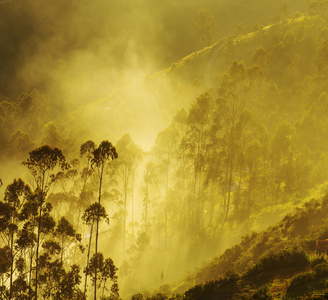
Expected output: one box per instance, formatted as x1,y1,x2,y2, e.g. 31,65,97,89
159,194,328,299
1,0,328,299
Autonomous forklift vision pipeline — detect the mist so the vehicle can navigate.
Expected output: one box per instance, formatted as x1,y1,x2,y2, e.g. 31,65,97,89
2,0,328,299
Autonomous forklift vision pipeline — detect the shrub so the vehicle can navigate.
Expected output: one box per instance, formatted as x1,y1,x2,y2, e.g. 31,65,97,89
183,271,239,300
301,238,316,251
219,270,239,285
250,285,272,299
195,245,242,284
289,271,315,288
310,254,327,268
146,293,168,300
314,262,328,277
184,284,205,300
246,247,310,277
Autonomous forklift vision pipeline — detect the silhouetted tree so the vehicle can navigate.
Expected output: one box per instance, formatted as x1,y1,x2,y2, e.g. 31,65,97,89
22,145,69,298
90,140,117,300
82,202,109,297
0,178,32,299
114,134,143,252
195,9,218,46
84,252,119,300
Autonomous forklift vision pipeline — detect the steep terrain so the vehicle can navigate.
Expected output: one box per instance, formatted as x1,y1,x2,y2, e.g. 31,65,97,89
168,192,328,299
2,2,328,299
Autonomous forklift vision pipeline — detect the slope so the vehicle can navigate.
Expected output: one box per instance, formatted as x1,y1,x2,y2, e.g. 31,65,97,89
174,191,328,299
67,13,328,150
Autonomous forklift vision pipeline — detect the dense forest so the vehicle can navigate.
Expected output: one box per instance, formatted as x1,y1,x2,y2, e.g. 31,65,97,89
2,0,328,299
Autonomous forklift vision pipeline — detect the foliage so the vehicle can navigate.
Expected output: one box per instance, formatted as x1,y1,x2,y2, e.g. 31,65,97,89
84,252,119,299
246,285,272,300
289,271,315,288
246,247,310,277
184,271,239,300
4,4,328,300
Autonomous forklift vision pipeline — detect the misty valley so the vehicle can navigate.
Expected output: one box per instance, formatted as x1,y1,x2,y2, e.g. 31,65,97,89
2,0,328,299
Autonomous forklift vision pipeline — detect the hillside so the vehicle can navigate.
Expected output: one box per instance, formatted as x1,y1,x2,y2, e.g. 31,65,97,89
180,192,328,299
2,2,328,300
130,191,328,299
120,11,328,298
67,13,328,149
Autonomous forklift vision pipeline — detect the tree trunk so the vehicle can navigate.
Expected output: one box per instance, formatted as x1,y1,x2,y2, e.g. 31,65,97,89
94,163,104,300
35,189,43,299
165,158,170,248
131,169,135,244
123,180,127,258
9,227,14,300
84,224,93,296
28,238,33,300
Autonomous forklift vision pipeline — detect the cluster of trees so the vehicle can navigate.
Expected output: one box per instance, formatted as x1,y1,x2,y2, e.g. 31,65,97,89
0,143,120,299
141,58,328,245
2,3,328,298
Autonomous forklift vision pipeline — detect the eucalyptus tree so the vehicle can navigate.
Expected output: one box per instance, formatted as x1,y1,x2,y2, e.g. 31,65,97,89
55,217,81,264
22,145,69,298
195,9,218,46
82,202,109,297
152,127,180,247
244,140,262,231
0,178,32,300
90,140,118,300
185,92,214,230
80,140,96,203
142,162,160,237
37,240,84,300
218,61,250,221
84,253,119,300
270,121,294,203
76,140,96,231
114,134,143,250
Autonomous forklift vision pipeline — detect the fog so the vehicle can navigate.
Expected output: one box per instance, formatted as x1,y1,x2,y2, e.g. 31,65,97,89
1,0,327,299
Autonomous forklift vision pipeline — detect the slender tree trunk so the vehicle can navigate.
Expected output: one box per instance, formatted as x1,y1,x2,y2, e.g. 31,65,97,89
247,169,253,234
223,157,229,219
165,158,169,248
35,182,44,299
199,168,203,230
95,164,104,300
9,227,14,300
145,196,148,235
131,169,135,244
209,181,214,226
225,155,233,222
84,224,94,296
123,180,127,258
273,162,280,205
225,94,236,222
75,161,91,260
28,237,33,300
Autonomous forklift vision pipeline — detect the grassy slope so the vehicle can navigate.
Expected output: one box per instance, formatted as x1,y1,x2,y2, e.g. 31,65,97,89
169,184,328,299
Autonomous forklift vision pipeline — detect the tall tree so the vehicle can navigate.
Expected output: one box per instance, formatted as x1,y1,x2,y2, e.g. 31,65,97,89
152,127,179,247
90,141,118,300
22,145,69,298
0,178,32,300
114,134,143,251
185,92,214,230
82,202,109,297
218,61,249,221
195,9,218,46
270,121,294,204
78,141,96,230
